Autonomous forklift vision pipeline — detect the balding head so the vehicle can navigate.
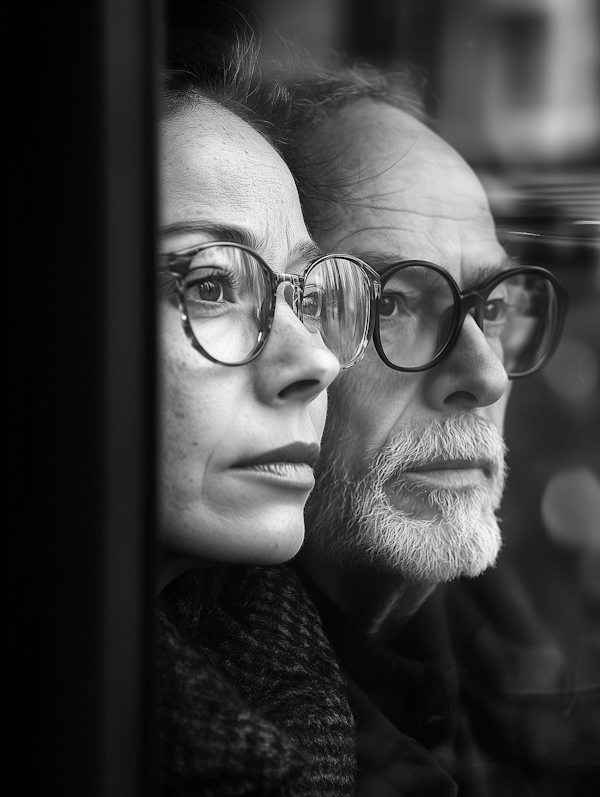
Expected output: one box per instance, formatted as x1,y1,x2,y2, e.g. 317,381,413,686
303,99,503,273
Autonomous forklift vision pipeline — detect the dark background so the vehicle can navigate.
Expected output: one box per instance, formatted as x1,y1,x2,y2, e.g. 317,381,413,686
8,1,598,794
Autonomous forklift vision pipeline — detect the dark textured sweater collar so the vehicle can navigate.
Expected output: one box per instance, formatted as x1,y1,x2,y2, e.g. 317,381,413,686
157,564,356,796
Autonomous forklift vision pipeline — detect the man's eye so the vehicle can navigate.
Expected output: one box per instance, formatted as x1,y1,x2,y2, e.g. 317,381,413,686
483,300,508,323
380,294,407,317
303,289,324,317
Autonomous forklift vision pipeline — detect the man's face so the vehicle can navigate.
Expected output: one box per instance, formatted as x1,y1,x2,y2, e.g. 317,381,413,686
304,100,511,583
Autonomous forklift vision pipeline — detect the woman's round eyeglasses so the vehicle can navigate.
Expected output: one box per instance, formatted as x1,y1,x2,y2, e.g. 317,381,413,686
158,241,380,369
373,261,568,378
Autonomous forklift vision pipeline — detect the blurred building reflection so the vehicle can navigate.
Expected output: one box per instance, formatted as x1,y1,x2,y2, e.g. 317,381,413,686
438,0,600,165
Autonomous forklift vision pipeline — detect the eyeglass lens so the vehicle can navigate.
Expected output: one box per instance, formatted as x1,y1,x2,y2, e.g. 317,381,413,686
183,245,271,365
303,257,372,367
483,271,558,375
378,265,560,376
182,245,371,367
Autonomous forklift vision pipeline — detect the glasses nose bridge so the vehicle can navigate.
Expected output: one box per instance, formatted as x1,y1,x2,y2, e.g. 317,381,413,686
274,272,304,318
458,290,485,331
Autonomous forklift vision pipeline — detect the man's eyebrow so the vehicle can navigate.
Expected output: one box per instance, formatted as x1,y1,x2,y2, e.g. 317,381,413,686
463,257,520,289
358,252,520,287
160,221,261,251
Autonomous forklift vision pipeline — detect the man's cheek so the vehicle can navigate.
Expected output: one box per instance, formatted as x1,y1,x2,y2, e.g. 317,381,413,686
485,383,511,435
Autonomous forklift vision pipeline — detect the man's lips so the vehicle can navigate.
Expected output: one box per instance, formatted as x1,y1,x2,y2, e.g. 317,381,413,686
406,458,491,474
232,442,321,469
396,458,496,487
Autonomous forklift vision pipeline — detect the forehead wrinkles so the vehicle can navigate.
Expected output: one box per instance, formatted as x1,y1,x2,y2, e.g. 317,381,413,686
310,104,501,270
318,190,497,266
325,148,493,233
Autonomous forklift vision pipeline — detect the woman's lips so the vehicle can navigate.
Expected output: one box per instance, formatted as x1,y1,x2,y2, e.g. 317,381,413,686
230,442,320,489
237,461,316,485
232,442,321,469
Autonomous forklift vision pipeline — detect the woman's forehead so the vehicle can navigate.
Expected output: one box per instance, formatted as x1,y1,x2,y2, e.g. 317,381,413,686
160,103,309,267
161,102,287,197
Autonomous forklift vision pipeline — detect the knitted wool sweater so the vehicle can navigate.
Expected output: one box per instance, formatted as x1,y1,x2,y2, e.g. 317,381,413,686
157,564,356,796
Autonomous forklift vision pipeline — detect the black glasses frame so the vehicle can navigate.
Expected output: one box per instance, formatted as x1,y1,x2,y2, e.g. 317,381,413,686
373,261,569,379
159,241,381,368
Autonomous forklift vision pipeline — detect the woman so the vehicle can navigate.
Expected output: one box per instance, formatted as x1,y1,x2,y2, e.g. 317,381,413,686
156,26,378,797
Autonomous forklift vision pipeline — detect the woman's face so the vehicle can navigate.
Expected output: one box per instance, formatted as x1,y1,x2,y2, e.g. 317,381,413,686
158,100,340,570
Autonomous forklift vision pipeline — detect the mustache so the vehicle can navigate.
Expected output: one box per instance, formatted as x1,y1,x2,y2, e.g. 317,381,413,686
369,412,508,485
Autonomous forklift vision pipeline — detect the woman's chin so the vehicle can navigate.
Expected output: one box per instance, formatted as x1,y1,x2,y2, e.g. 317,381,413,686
159,508,306,576
220,515,306,566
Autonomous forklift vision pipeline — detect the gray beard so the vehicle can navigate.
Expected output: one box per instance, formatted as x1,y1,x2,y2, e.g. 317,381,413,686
305,412,508,583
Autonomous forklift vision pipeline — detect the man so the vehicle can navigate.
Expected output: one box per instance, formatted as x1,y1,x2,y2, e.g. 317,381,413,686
291,65,597,796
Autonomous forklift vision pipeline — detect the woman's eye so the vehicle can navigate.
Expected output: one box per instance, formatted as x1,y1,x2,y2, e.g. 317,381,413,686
190,279,225,303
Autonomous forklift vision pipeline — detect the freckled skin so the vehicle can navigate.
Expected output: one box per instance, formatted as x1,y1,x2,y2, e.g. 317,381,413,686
158,101,339,583
300,101,512,629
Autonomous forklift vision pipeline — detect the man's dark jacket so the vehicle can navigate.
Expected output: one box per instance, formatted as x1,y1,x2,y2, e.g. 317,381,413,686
298,563,600,797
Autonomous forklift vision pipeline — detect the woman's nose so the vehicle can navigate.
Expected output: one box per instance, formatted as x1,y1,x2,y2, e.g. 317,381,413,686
254,297,340,406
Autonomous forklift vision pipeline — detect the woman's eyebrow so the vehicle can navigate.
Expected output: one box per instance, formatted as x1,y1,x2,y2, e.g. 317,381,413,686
288,239,323,265
160,223,322,270
159,221,261,250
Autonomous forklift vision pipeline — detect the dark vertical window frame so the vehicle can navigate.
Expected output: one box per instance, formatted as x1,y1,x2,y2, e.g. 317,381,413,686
7,1,160,793
102,0,160,794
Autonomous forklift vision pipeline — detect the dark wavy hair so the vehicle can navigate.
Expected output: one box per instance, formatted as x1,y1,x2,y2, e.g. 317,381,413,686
285,54,426,127
163,8,310,183
270,52,428,228
163,9,426,213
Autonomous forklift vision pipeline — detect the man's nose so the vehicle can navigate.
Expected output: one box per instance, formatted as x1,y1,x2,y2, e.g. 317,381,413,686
424,313,509,411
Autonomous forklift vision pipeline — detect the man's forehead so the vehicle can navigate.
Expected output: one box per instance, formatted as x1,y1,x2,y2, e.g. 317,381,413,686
322,102,490,212
315,186,507,284
313,100,507,281
321,100,450,178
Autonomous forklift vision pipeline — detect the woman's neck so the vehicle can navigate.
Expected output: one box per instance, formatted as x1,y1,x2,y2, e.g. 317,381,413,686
157,552,215,594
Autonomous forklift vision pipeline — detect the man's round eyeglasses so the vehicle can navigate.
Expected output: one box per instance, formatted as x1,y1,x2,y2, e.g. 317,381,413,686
158,241,381,369
373,261,568,378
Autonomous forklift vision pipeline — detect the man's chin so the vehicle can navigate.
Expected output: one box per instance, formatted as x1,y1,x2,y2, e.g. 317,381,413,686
357,518,502,583
344,479,503,583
